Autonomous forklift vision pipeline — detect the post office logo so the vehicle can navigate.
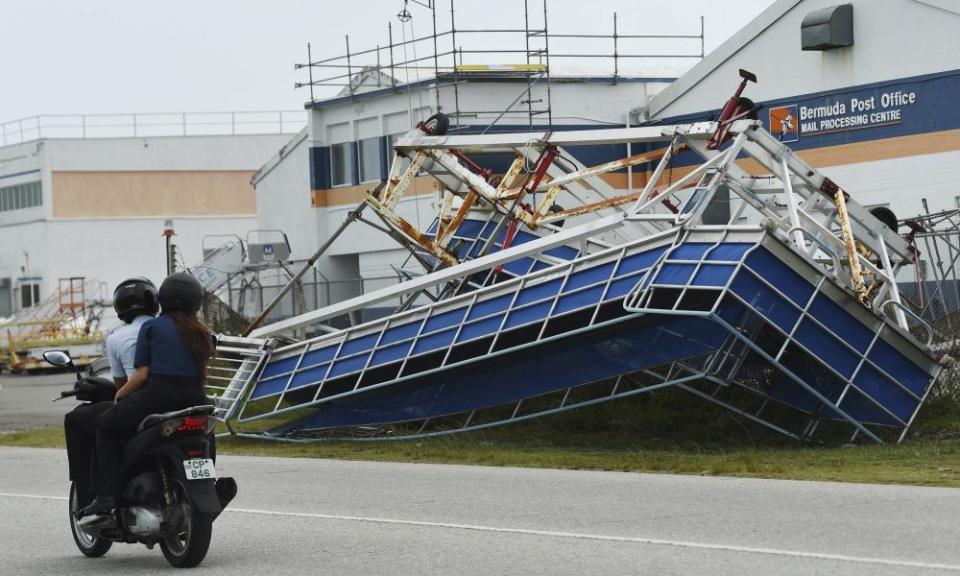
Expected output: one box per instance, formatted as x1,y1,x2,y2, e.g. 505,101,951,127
769,104,799,143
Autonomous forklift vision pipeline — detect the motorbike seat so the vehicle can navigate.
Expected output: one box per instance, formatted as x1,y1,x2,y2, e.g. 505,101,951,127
137,405,215,433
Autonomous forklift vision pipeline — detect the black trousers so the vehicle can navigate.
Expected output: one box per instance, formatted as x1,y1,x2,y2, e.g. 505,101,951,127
64,401,113,507
94,379,209,499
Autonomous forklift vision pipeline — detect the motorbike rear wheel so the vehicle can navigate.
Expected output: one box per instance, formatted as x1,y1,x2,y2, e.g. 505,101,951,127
68,482,112,558
159,480,213,568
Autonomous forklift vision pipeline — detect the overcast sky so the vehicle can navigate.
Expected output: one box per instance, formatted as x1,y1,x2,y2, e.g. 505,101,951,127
0,0,775,121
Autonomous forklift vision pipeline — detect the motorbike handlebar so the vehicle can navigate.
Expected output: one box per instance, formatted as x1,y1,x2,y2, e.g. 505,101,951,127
52,389,79,402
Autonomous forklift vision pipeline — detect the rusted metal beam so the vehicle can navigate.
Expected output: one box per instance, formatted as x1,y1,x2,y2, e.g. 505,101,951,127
533,145,684,193
437,190,478,247
366,193,460,266
383,152,427,210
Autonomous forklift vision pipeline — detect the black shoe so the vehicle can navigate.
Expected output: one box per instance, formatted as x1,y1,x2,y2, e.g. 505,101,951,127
77,495,118,519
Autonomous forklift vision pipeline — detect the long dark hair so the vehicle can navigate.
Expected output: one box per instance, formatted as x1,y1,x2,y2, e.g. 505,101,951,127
167,309,214,383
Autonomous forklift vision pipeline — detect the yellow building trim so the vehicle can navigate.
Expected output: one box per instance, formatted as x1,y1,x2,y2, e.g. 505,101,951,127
308,128,960,208
52,171,256,218
311,175,439,208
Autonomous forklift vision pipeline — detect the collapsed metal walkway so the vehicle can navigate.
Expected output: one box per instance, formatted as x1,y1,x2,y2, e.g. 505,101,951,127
208,118,948,444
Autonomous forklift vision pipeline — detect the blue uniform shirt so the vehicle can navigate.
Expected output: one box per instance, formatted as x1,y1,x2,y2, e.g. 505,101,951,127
134,314,202,378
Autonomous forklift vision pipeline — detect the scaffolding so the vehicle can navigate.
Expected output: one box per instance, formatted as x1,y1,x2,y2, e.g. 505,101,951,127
295,0,704,130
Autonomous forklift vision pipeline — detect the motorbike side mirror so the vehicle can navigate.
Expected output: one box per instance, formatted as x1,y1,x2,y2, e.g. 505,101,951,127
43,350,82,381
43,350,73,367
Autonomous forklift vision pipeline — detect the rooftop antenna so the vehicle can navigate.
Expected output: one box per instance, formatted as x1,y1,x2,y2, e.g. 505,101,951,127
397,0,432,22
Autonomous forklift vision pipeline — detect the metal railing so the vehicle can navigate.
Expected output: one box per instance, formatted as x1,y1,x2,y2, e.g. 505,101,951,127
295,0,703,127
0,111,307,147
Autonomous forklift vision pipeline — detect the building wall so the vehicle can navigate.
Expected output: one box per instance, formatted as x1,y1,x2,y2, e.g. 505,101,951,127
648,0,960,219
52,170,256,217
0,133,291,314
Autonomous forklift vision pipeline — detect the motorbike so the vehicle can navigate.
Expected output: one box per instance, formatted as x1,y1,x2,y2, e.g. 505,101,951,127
46,350,237,568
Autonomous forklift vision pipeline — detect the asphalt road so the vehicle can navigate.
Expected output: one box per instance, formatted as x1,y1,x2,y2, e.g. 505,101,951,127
0,372,75,431
1,447,959,576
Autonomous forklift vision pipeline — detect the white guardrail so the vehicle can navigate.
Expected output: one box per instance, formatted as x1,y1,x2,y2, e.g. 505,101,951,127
1,111,307,146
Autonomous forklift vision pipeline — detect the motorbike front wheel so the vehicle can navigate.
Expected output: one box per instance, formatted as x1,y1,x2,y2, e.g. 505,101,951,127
159,479,213,568
68,482,112,558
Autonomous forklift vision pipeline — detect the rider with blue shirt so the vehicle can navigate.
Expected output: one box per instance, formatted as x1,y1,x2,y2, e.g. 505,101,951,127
80,273,214,519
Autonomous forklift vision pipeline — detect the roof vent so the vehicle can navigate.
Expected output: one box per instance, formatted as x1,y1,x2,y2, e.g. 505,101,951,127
801,4,854,51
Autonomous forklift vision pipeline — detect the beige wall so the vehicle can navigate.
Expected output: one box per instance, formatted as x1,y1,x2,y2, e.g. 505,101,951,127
52,171,256,218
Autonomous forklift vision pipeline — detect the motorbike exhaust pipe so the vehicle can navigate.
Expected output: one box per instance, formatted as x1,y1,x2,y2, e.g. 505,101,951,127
215,477,237,509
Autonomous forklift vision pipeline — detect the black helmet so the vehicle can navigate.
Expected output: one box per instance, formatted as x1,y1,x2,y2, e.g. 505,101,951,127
113,277,159,324
159,272,204,315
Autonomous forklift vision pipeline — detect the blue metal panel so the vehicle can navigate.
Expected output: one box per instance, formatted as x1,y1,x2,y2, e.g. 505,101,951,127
565,262,614,291
273,315,727,431
868,339,930,396
468,294,513,320
330,354,369,378
371,342,413,366
693,265,734,287
340,333,380,356
516,279,562,305
707,243,753,261
838,388,902,427
458,315,504,342
502,258,534,276
745,248,814,306
655,263,696,285
413,328,457,354
545,245,579,260
852,363,916,421
808,295,874,353
424,308,467,332
730,272,800,331
671,242,712,260
505,301,552,328
381,322,422,345
554,286,605,315
794,319,860,378
249,377,287,400
301,345,339,369
260,356,298,379
617,248,668,274
287,364,331,390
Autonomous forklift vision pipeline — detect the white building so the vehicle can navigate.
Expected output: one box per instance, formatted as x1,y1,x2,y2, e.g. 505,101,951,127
0,113,301,317
648,0,960,221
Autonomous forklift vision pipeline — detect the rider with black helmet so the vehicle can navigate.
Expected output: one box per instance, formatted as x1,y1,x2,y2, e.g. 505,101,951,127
64,278,159,509
80,273,215,520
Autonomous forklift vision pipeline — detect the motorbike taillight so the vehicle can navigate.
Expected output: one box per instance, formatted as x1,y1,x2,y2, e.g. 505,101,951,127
159,415,216,437
178,416,208,433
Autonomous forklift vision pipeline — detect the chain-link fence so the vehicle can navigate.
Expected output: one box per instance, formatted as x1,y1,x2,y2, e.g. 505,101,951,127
895,209,960,404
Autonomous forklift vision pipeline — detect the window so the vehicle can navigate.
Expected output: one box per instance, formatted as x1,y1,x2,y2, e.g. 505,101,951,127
19,281,40,309
330,142,354,187
358,137,381,183
0,181,42,213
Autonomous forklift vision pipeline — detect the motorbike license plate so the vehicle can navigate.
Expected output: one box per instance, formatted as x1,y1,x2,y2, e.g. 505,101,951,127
183,458,216,481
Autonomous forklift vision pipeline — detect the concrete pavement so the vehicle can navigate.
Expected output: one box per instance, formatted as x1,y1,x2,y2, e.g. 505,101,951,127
0,372,75,431
1,446,959,575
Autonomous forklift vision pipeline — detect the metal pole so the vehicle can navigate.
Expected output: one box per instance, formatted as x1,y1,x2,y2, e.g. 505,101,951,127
700,16,705,58
524,0,533,130
450,0,460,124
613,12,619,84
242,198,372,336
307,42,315,103
389,23,397,90
431,1,440,110
346,35,354,95
542,0,553,127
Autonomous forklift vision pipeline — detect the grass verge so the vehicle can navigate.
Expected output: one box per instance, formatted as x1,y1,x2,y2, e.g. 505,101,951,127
3,424,958,488
5,389,958,488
